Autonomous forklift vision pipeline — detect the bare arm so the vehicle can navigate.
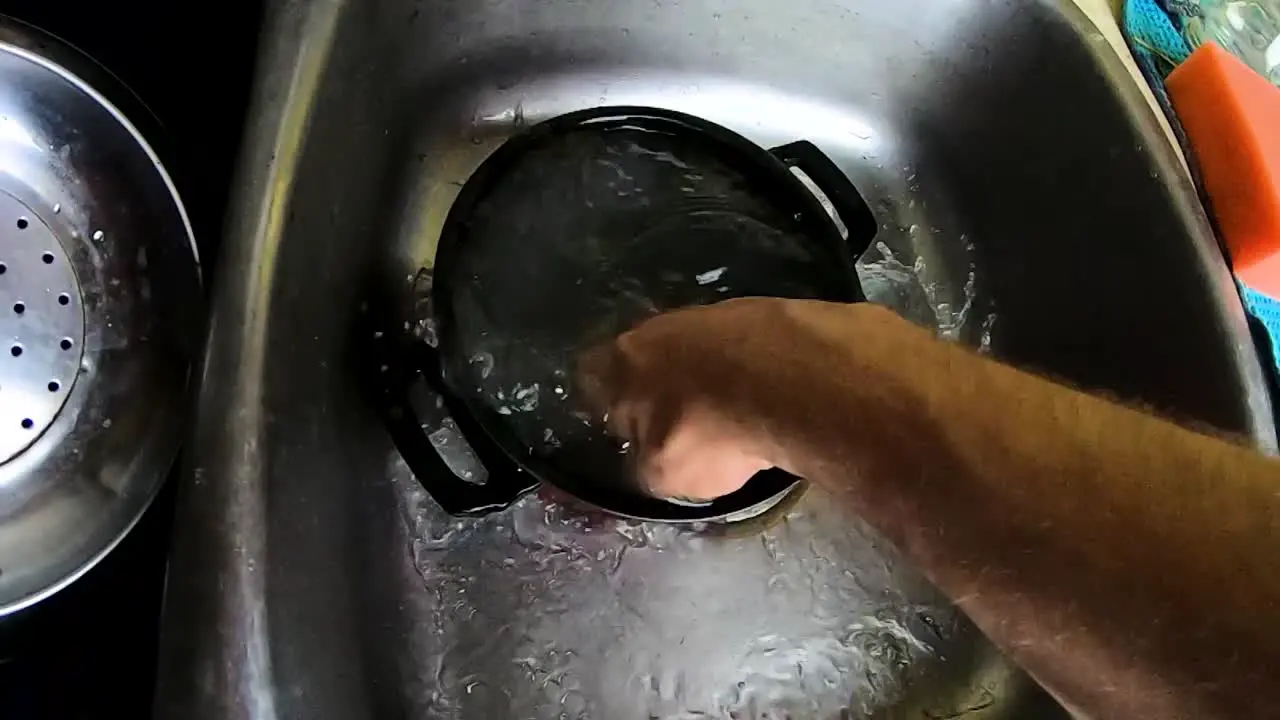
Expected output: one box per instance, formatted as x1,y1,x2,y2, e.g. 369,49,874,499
584,298,1280,720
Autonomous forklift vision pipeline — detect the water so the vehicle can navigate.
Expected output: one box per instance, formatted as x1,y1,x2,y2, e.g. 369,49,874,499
857,232,994,345
696,266,729,285
428,418,488,485
392,459,957,720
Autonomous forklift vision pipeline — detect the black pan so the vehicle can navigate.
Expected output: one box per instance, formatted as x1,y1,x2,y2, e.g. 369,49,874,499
366,106,877,520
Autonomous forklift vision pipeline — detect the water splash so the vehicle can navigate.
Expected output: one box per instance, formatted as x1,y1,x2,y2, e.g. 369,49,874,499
978,312,998,355
390,454,958,719
857,230,988,346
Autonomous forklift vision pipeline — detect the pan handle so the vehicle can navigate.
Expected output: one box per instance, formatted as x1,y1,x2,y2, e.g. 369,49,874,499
769,140,878,263
365,314,538,516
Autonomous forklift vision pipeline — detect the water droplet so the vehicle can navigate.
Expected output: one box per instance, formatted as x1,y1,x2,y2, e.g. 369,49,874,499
695,266,728,285
469,351,495,379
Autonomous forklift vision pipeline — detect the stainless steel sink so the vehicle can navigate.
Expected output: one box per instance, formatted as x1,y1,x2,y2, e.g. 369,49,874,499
154,0,1276,718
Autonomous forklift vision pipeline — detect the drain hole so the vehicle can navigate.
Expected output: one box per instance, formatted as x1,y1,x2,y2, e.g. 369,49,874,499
47,380,60,392
0,263,6,274
60,338,73,350
12,302,23,315
20,419,32,430
16,217,27,230
57,293,70,306
9,345,21,357
41,252,54,265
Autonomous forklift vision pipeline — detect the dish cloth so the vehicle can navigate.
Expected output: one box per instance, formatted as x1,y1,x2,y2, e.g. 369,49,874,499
1123,0,1280,376
1124,0,1192,74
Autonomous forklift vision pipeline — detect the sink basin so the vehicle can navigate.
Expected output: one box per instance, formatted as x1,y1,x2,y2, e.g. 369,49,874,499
154,0,1276,718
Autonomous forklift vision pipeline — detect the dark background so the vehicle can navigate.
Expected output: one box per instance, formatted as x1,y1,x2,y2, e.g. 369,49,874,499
0,1,264,715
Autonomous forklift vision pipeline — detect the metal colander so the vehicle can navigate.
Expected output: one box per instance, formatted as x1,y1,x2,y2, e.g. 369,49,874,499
0,192,85,462
0,18,202,614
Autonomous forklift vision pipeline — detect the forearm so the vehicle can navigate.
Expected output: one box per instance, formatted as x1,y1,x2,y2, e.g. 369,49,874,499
768,304,1280,719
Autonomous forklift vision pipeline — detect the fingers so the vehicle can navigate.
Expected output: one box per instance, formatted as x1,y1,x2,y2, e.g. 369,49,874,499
574,340,624,419
639,419,771,501
572,304,775,502
575,325,667,439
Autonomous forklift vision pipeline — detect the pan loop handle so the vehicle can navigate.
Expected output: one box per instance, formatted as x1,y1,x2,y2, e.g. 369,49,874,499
769,140,878,265
362,285,539,516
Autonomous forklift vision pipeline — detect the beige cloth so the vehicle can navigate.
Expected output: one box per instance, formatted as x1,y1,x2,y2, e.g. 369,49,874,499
1073,0,1188,173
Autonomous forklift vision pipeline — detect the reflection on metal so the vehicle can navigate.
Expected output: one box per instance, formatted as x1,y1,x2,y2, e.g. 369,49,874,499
0,18,200,615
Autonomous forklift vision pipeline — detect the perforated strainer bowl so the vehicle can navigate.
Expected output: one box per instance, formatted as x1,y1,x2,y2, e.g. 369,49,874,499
0,18,201,614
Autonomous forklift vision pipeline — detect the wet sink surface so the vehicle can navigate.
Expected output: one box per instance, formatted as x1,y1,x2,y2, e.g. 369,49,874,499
156,0,1274,718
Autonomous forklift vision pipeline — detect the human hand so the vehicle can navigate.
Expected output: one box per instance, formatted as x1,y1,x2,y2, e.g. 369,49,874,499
577,297,875,501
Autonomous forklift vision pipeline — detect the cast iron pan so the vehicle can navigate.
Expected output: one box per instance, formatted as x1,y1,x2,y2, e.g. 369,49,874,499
366,106,877,520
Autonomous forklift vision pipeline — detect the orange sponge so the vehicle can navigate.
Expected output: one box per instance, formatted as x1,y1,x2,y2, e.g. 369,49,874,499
1168,43,1280,297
